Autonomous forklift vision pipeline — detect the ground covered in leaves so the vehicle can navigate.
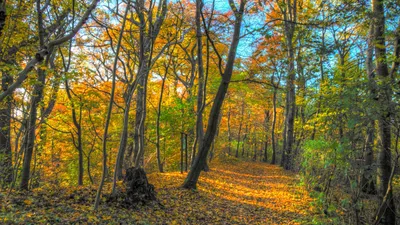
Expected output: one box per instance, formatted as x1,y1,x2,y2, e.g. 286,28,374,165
1,160,323,224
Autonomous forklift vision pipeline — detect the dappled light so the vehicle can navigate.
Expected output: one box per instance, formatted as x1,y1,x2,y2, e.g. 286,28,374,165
1,160,320,224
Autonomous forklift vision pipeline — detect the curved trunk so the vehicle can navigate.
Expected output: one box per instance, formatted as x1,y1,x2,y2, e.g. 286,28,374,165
183,0,246,189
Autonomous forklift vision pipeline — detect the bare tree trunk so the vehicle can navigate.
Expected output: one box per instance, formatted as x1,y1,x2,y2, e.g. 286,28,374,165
65,80,84,186
271,87,277,164
253,137,257,161
87,141,95,184
372,0,396,223
235,102,244,158
94,2,129,210
156,73,167,172
242,115,249,157
132,0,167,167
227,107,232,155
20,2,48,189
193,0,205,164
263,110,270,162
0,73,12,186
362,122,376,194
281,112,287,167
361,22,376,194
115,90,133,181
182,0,246,189
20,67,46,190
133,72,147,166
284,37,295,170
281,0,297,171
0,0,6,36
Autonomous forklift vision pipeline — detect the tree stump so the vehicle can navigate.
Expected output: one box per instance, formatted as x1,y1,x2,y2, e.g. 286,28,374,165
108,167,157,208
123,167,156,205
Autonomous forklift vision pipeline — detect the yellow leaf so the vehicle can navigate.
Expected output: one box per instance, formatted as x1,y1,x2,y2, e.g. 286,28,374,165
24,199,33,205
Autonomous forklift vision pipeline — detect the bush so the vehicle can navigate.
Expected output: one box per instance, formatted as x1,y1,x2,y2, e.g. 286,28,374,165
301,139,349,192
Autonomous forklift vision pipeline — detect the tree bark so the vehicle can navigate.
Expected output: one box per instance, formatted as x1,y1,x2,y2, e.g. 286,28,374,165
0,73,13,186
271,86,277,164
227,107,232,155
235,102,244,158
65,79,84,186
192,0,206,166
361,22,376,194
283,0,296,171
20,67,46,190
132,0,167,167
263,110,270,162
20,1,48,189
156,73,167,173
182,0,246,189
94,1,129,210
372,0,396,223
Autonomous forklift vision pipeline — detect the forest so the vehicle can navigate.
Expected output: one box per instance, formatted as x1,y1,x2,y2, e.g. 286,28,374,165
0,0,399,224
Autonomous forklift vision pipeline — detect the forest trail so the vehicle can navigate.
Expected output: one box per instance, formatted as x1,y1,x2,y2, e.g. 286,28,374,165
1,160,320,224
147,159,318,224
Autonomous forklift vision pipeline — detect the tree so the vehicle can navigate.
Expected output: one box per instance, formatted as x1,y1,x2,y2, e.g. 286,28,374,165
6,0,99,190
183,0,247,189
94,0,130,210
372,0,396,223
279,0,297,171
129,0,168,168
361,21,376,194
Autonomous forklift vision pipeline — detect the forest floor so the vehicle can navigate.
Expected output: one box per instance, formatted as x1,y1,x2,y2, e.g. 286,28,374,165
1,159,324,224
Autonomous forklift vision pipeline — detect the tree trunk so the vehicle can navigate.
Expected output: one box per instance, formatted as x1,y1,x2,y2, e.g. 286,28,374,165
194,0,205,159
361,22,376,194
182,0,246,189
115,89,133,181
235,102,244,158
20,68,45,190
281,112,287,167
133,68,148,167
242,117,249,157
94,2,129,210
0,73,13,186
132,0,167,167
282,0,296,171
156,74,167,172
263,110,270,162
284,35,295,171
372,0,396,223
20,1,48,190
227,107,232,155
264,141,268,162
253,138,257,161
65,80,84,186
271,87,277,164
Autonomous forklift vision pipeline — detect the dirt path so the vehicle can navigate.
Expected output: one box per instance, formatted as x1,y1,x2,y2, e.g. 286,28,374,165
148,160,318,224
1,160,319,224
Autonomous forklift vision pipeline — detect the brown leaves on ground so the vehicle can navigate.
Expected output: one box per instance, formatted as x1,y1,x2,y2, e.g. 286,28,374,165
0,161,320,224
